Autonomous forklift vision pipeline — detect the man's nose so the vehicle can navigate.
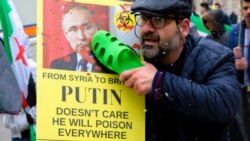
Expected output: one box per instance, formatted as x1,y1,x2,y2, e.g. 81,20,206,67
77,28,86,40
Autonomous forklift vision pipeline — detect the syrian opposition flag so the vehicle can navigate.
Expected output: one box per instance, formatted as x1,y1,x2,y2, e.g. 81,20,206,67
0,0,31,110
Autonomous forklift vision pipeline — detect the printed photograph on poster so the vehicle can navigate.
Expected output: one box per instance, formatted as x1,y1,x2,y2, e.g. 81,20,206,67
43,0,111,73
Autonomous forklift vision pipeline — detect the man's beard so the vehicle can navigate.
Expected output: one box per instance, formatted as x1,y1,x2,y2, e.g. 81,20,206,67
141,29,182,61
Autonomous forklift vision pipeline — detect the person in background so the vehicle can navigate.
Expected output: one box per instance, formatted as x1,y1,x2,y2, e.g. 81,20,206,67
213,2,231,26
229,11,238,25
50,4,108,73
228,0,250,88
202,9,229,46
119,0,240,140
200,2,211,17
228,0,250,138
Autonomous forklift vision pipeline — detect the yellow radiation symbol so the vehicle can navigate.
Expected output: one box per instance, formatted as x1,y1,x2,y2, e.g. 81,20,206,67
114,11,135,32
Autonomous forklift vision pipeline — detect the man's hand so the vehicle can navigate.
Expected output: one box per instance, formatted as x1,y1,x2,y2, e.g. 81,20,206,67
233,46,242,59
235,57,248,70
119,62,157,96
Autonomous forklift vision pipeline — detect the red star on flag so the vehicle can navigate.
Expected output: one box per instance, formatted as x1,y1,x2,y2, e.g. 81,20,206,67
14,37,28,66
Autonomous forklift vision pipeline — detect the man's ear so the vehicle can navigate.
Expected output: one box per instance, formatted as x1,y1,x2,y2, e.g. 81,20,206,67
179,18,190,37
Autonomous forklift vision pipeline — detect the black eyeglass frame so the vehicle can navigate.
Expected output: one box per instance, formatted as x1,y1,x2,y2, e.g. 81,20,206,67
134,13,176,29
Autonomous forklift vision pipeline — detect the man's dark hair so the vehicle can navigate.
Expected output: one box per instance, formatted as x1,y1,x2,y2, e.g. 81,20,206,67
200,2,210,11
214,2,221,8
188,0,193,6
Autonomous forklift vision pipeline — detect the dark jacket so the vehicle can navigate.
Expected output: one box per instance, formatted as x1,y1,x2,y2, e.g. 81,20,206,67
50,52,78,70
147,34,240,141
228,20,250,84
50,52,113,73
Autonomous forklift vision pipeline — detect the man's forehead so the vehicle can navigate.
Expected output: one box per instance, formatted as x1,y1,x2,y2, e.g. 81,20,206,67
63,9,90,23
243,1,250,6
138,11,175,18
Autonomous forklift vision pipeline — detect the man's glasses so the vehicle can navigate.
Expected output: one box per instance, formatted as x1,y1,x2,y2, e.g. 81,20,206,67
134,14,174,29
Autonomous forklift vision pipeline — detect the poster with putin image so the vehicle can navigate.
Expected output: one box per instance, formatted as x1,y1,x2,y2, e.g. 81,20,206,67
37,0,144,141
